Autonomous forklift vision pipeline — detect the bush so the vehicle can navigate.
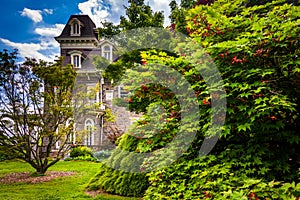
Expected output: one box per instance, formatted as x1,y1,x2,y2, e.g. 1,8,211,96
87,134,149,197
143,0,300,198
64,156,97,162
144,151,300,199
69,146,93,158
88,163,148,197
0,146,20,161
93,150,112,162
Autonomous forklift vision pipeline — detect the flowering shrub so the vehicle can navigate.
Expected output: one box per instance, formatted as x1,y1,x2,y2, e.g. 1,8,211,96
143,0,299,198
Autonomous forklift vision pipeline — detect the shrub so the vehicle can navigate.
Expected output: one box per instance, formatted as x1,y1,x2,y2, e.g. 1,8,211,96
144,151,300,199
88,163,148,197
93,150,112,162
69,146,93,158
0,146,20,161
143,0,300,198
87,134,149,197
64,155,97,162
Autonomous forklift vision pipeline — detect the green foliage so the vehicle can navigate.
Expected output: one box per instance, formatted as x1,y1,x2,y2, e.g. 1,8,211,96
144,151,300,199
120,0,164,30
64,156,97,162
0,50,76,175
93,150,112,162
88,163,148,197
96,21,121,39
69,146,93,158
90,1,299,199
0,146,20,161
87,132,148,196
141,0,300,198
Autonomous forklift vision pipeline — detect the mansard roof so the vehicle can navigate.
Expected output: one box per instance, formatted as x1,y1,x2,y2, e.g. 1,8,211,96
55,15,97,39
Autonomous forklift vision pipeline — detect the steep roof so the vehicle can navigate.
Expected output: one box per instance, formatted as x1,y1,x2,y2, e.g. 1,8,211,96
55,15,97,39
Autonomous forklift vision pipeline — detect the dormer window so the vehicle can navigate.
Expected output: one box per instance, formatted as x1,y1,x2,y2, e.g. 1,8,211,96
102,45,112,62
73,23,79,35
70,18,82,36
70,51,82,68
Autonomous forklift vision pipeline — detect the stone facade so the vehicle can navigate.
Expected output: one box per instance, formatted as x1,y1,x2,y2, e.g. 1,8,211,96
55,15,133,151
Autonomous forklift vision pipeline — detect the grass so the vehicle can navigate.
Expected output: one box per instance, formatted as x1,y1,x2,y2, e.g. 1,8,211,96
0,160,140,200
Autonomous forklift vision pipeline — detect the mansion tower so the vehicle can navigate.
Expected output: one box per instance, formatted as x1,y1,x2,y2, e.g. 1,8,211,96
55,15,131,150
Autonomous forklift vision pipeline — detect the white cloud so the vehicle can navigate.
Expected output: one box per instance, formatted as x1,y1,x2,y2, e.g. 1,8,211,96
77,0,180,27
107,0,127,14
3,1,182,62
149,0,173,26
20,8,54,23
0,23,64,62
43,9,53,15
0,38,57,61
35,24,65,37
20,8,43,23
78,0,110,27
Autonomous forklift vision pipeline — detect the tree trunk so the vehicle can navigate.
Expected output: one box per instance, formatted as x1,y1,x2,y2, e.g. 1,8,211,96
34,165,48,176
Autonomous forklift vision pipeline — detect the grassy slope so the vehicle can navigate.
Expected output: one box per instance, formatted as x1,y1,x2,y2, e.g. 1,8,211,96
0,160,139,200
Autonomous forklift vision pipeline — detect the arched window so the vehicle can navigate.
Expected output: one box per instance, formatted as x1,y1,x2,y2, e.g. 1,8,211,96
102,45,112,61
70,19,81,36
84,119,94,146
70,53,81,68
73,23,79,35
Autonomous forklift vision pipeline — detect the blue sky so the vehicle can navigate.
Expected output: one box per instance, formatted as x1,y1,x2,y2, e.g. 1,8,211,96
0,0,178,61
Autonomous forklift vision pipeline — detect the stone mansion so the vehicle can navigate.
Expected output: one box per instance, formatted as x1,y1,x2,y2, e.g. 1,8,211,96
55,15,133,150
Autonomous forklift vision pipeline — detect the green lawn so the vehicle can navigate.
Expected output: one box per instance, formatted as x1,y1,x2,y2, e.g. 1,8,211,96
0,160,139,200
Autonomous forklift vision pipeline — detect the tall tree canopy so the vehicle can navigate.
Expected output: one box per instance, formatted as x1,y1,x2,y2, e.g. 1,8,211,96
120,0,164,30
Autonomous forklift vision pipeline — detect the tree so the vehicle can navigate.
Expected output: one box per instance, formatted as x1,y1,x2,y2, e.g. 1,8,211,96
96,21,121,39
0,49,76,175
92,0,167,84
120,0,164,30
143,0,300,198
168,0,214,35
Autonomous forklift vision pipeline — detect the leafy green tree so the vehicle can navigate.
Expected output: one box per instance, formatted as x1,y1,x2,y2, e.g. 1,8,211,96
0,50,76,175
120,0,164,30
168,0,214,35
143,0,300,198
96,21,121,39
92,0,167,81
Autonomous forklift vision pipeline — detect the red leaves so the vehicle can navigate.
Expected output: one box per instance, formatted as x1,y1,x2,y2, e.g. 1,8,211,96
186,27,191,33
254,48,264,57
203,191,210,198
248,192,258,200
141,84,148,91
269,116,277,121
232,55,243,64
170,23,175,31
203,98,211,106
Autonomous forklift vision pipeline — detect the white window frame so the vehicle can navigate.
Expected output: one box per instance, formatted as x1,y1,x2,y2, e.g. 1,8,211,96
102,45,112,62
70,19,81,36
71,53,82,68
84,119,94,146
